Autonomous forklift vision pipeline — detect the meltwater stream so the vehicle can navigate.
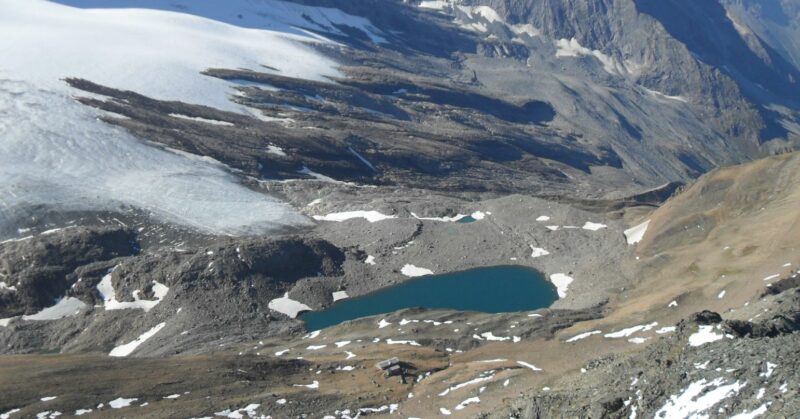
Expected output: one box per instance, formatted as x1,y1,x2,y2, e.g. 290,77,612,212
301,266,558,331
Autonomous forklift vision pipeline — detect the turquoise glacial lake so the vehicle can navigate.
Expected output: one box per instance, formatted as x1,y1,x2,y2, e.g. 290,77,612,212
301,266,557,331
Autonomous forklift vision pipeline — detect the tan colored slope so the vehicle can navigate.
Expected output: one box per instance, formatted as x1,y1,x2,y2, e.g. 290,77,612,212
562,151,800,337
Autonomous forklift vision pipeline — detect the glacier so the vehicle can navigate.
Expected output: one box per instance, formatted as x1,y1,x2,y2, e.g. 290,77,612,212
0,0,391,237
0,79,313,238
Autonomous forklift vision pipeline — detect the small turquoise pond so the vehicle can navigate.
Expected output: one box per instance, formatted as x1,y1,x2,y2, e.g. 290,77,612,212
300,266,557,331
456,215,478,223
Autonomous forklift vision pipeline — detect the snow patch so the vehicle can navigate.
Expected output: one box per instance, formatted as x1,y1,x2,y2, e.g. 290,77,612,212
530,246,550,258
688,325,726,347
97,274,168,312
313,211,396,223
582,222,607,231
411,212,469,222
655,378,746,418
455,397,480,410
566,330,601,343
549,273,573,298
109,397,138,409
332,291,349,302
624,220,650,245
401,264,434,277
516,361,542,371
22,297,86,321
604,322,658,338
268,292,311,318
168,113,234,126
109,322,166,357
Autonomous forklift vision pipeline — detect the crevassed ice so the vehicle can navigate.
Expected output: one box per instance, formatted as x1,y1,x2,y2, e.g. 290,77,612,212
0,80,312,238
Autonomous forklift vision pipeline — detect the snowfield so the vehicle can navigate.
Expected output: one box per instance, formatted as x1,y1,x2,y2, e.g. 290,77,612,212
0,0,349,112
549,273,574,298
0,0,391,238
268,293,312,318
0,79,313,238
109,322,167,357
624,220,651,245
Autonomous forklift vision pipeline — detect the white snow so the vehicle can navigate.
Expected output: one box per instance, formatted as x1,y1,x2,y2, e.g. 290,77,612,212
656,326,677,334
440,407,452,415
0,0,362,112
401,264,434,277
536,216,550,222
718,290,727,299
332,291,349,302
274,349,289,356
266,145,287,157
419,1,450,10
566,330,602,343
471,211,487,220
604,322,658,338
0,282,17,292
0,79,312,238
0,0,392,237
730,404,769,419
530,246,550,258
313,211,397,223
555,38,628,75
41,397,57,402
215,403,261,418
668,300,679,308
108,397,138,409
109,322,166,357
411,212,469,222
516,361,542,371
642,87,688,103
455,397,480,410
480,332,510,342
348,147,377,171
1,409,21,419
364,255,377,265
688,325,725,347
22,297,86,321
96,274,168,312
582,222,607,231
378,319,392,329
549,273,574,298
655,378,746,418
307,345,326,350
74,409,92,416
624,220,651,245
168,114,234,126
334,341,350,348
761,362,777,378
438,375,495,396
386,339,421,346
546,226,560,231
763,274,780,281
268,293,311,318
293,380,319,389
628,337,649,344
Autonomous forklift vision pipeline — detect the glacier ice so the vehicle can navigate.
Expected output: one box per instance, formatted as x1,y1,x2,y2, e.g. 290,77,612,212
0,79,313,238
